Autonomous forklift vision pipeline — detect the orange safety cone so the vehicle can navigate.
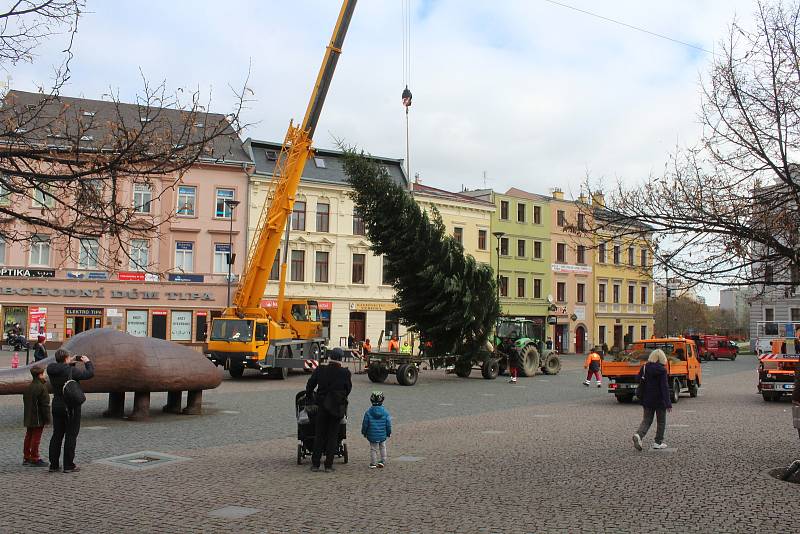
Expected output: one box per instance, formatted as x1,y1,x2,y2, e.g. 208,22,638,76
11,352,19,369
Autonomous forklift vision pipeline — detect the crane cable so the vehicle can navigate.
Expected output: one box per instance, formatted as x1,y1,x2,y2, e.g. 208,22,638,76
401,0,413,182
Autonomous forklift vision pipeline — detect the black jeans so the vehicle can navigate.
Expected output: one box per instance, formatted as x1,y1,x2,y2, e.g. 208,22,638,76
49,402,81,469
312,408,341,468
636,407,666,444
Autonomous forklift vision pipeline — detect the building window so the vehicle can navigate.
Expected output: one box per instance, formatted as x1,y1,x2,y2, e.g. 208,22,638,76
534,241,542,259
499,276,509,297
613,245,620,265
290,250,305,281
557,210,565,227
534,206,541,224
314,157,326,168
577,213,586,230
517,277,525,298
382,256,393,285
599,325,606,345
517,203,526,223
628,247,634,266
627,325,635,344
315,251,329,283
613,284,620,304
130,239,149,271
500,237,509,256
78,239,100,269
577,245,586,264
765,308,774,322
352,253,365,284
628,285,635,304
765,265,774,284
453,227,463,245
641,325,647,340
29,235,50,266
598,243,606,263
0,183,10,206
556,243,566,263
353,209,366,236
176,186,196,216
133,183,152,214
170,310,192,341
33,187,55,208
557,282,566,302
577,283,585,303
500,200,509,220
316,203,330,232
291,200,306,231
0,238,5,265
215,188,235,218
517,239,526,257
598,283,606,303
269,255,280,281
641,286,648,304
792,308,800,322
534,278,542,299
174,241,194,272
478,229,487,251
213,244,230,274
641,248,648,267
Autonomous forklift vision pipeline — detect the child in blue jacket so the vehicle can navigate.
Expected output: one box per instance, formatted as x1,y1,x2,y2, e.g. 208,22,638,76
361,391,392,468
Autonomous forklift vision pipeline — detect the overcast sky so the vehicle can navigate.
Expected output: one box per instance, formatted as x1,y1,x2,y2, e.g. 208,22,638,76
7,0,763,303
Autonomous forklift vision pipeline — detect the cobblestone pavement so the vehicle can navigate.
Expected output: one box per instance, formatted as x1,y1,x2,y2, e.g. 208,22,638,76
0,353,797,533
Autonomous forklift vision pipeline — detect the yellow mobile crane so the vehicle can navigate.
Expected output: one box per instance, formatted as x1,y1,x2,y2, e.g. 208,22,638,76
206,0,357,379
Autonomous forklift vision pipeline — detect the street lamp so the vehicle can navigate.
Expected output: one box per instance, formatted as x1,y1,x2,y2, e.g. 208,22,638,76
492,231,505,311
224,198,241,308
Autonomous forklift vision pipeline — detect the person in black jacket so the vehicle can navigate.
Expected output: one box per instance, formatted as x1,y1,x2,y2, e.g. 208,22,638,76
47,348,94,473
32,335,47,362
632,349,672,451
306,347,352,472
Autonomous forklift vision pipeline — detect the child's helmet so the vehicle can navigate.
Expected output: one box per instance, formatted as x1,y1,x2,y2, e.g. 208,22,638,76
370,391,384,405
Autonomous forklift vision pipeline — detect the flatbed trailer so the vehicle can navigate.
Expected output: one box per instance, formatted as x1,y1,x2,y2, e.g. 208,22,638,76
365,351,421,386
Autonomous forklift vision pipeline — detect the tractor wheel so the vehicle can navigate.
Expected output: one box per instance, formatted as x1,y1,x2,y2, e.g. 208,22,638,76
688,379,699,398
396,364,419,386
616,394,633,404
518,345,541,377
542,354,562,375
481,358,500,380
368,362,389,383
228,363,244,379
670,378,681,403
455,359,472,378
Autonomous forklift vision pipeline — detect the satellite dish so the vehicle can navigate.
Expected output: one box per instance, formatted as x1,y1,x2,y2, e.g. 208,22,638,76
547,294,554,304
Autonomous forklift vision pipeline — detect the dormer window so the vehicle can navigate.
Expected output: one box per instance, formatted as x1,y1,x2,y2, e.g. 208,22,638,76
314,157,326,168
82,111,96,117
266,150,278,161
140,116,152,123
80,135,94,141
194,122,204,128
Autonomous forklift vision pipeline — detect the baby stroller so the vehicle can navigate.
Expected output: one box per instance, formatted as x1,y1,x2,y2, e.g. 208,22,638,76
295,390,348,465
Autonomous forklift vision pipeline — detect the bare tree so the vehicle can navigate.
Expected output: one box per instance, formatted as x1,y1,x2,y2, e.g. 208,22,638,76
581,1,800,293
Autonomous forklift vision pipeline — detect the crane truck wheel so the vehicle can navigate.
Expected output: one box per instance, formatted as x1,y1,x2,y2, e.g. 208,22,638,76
368,362,388,383
481,358,500,380
542,354,561,375
518,345,540,377
228,362,244,379
269,366,289,380
397,364,418,386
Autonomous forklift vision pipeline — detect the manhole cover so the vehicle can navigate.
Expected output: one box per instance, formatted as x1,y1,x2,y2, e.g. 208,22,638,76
95,451,191,471
396,455,424,462
767,466,800,484
208,506,261,519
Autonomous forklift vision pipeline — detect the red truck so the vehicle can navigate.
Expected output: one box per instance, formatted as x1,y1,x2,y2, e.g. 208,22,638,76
687,334,738,361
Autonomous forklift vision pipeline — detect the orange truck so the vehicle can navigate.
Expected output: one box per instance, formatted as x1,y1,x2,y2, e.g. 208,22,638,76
757,338,799,402
602,337,702,404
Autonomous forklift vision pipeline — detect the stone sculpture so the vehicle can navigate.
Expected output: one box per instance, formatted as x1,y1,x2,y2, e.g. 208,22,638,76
0,328,222,420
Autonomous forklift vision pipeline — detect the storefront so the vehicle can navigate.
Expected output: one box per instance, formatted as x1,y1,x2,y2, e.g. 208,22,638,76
64,307,103,339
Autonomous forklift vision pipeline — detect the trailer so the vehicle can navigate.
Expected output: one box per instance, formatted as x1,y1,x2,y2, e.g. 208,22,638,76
366,351,421,386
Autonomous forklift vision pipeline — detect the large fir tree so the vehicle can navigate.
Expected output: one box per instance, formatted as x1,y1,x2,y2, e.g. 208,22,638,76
344,150,499,358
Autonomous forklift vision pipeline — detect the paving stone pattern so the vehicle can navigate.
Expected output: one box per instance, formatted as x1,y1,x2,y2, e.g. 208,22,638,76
0,354,797,533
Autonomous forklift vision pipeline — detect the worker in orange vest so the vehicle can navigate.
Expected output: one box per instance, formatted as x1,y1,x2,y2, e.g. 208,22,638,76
583,348,603,388
388,336,399,353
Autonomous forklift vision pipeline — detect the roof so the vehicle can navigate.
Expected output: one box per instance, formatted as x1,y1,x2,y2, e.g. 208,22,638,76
504,187,552,202
412,182,495,208
1,90,251,164
247,139,408,188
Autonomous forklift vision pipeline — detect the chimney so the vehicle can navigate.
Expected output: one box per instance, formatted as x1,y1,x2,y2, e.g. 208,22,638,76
578,192,588,204
591,191,605,208
551,187,564,200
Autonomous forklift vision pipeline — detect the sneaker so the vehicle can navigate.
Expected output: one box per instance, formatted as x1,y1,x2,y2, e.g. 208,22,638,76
63,466,80,473
324,466,335,473
632,434,643,451
310,465,320,472
651,442,668,450
29,459,48,467
510,377,517,384
377,461,385,468
369,464,377,469
583,380,590,386
22,459,30,466
48,466,60,473
597,382,602,388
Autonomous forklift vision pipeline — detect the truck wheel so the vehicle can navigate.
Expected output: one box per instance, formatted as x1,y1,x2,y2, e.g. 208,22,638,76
670,378,680,403
310,342,321,360
268,366,289,380
455,359,472,378
688,379,699,398
368,362,388,383
481,358,500,379
518,345,540,377
397,364,418,386
616,394,633,403
542,354,562,375
229,363,244,379
761,392,773,402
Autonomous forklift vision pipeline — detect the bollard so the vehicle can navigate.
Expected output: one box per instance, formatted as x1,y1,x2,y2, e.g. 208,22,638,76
11,352,19,368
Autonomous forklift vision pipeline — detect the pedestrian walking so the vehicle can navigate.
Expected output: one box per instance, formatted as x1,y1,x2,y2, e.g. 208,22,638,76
47,349,94,473
583,348,603,387
33,335,47,362
306,347,352,472
632,349,672,451
22,366,50,467
361,391,392,469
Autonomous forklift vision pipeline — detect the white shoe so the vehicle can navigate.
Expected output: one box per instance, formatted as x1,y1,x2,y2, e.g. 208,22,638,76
596,382,602,388
583,380,590,386
508,377,517,383
632,434,642,451
651,442,667,450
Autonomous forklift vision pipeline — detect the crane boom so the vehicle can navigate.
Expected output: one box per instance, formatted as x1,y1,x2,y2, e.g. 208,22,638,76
231,0,357,314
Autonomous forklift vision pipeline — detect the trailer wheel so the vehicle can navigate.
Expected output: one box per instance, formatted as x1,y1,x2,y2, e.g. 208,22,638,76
518,345,540,377
228,363,244,379
397,364,418,386
455,359,472,378
481,358,500,379
670,378,680,403
688,379,699,398
297,444,303,465
542,354,562,375
616,394,633,403
368,362,388,383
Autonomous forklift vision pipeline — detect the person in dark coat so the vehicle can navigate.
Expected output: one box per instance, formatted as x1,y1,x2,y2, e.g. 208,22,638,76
33,335,47,362
47,348,94,473
306,347,352,472
22,366,50,467
632,349,672,451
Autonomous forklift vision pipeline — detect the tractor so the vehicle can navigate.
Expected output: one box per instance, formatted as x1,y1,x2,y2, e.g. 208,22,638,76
492,317,561,377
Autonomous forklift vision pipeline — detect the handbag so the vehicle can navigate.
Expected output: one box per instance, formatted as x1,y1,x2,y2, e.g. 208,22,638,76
635,363,647,398
62,367,86,408
322,390,348,418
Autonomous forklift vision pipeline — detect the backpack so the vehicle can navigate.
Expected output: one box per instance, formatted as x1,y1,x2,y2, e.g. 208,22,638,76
635,363,647,399
62,367,86,408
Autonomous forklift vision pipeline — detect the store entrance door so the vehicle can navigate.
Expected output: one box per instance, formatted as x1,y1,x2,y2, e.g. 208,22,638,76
152,313,167,340
613,325,623,350
575,325,586,353
349,312,366,343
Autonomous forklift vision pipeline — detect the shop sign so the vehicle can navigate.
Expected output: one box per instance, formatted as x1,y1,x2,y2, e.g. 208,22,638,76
0,268,55,278
551,263,592,274
554,305,568,316
349,302,398,312
118,272,159,281
318,301,333,311
168,273,205,283
67,271,109,280
261,299,277,308
575,306,586,321
28,307,47,337
152,310,168,316
0,286,215,301
106,308,123,317
547,316,558,325
170,310,192,341
65,307,103,316
126,310,148,337
196,311,207,317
